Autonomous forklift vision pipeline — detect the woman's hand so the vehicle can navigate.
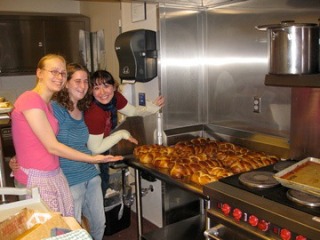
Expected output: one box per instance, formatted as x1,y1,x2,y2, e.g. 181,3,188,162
92,154,124,164
9,156,20,172
128,136,138,145
104,155,124,162
153,96,165,108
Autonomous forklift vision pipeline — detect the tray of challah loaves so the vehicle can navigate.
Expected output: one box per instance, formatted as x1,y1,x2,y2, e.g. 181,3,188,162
133,137,279,187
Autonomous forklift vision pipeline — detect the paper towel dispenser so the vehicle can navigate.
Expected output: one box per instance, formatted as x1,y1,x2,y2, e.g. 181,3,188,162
115,29,157,83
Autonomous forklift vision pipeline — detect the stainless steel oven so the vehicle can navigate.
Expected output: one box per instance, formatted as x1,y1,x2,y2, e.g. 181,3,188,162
203,163,320,240
0,118,15,204
204,224,249,240
0,120,15,188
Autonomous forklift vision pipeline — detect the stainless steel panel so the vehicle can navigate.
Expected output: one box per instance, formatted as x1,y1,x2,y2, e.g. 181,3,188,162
159,2,320,144
206,9,295,137
79,29,92,72
159,7,207,129
162,123,289,158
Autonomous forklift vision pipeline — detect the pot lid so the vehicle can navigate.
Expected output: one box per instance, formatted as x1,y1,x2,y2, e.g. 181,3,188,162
256,21,318,30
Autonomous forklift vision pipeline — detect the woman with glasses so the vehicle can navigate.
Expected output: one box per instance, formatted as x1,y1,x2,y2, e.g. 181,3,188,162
11,54,122,217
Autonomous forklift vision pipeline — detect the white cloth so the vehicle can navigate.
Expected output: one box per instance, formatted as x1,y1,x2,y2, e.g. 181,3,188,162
119,101,160,117
87,129,130,154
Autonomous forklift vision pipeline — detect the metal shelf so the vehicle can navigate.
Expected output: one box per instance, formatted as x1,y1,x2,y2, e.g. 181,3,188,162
141,215,206,240
265,74,320,88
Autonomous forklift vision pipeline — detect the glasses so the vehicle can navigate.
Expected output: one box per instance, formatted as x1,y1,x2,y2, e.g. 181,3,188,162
42,69,67,78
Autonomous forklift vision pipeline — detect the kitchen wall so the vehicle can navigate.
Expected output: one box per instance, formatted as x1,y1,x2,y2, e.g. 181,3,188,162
79,1,121,78
119,2,164,228
119,3,160,107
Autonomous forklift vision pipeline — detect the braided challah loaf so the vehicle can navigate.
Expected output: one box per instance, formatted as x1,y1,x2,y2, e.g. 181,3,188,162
190,170,218,185
134,137,279,185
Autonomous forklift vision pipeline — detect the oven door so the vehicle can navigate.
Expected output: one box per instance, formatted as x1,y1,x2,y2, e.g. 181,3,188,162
204,224,250,240
206,208,275,240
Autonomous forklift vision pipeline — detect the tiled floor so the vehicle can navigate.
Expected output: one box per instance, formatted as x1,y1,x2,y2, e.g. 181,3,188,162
103,211,159,240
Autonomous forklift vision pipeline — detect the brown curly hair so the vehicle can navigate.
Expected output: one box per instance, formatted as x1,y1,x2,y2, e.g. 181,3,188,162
52,63,92,112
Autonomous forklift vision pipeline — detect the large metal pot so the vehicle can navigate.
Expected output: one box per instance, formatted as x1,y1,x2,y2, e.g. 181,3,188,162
256,21,319,74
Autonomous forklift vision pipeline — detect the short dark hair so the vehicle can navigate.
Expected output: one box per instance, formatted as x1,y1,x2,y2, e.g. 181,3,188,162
90,70,118,88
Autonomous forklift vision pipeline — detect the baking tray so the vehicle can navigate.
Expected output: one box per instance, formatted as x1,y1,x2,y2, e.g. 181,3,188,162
274,157,320,197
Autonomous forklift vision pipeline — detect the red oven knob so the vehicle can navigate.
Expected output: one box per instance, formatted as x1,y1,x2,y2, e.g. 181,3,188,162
248,215,258,226
257,219,269,232
232,208,242,221
296,236,306,240
221,203,231,215
280,228,292,240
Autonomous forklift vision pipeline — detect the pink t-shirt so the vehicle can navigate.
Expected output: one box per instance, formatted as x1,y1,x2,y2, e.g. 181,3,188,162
11,91,60,185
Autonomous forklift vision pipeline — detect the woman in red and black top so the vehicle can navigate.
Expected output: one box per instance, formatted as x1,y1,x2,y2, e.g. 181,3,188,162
84,70,164,196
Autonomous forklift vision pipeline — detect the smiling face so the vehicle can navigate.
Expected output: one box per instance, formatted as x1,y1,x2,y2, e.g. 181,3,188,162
92,81,115,105
37,56,67,94
90,70,117,105
66,70,89,103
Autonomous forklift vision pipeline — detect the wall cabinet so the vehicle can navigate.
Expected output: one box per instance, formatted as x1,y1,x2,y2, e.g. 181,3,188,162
0,13,90,76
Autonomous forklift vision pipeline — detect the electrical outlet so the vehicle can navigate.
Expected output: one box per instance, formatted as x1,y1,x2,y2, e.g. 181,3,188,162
253,96,261,113
139,92,146,106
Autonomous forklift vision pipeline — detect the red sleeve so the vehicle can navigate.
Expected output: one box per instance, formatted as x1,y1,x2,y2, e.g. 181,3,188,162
84,103,106,134
115,91,128,110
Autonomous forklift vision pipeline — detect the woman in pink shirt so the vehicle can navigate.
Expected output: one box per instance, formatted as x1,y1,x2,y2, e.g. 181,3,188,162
11,54,122,216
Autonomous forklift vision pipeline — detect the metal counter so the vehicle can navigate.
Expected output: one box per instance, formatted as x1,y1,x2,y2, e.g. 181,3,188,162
125,155,209,199
124,155,210,240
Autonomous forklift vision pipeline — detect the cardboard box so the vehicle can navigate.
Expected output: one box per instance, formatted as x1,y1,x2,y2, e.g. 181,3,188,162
0,187,83,240
0,208,72,240
0,187,50,222
18,212,71,240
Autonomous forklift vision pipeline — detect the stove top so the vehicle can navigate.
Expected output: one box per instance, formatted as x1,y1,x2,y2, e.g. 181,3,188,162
219,163,320,217
204,162,320,240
